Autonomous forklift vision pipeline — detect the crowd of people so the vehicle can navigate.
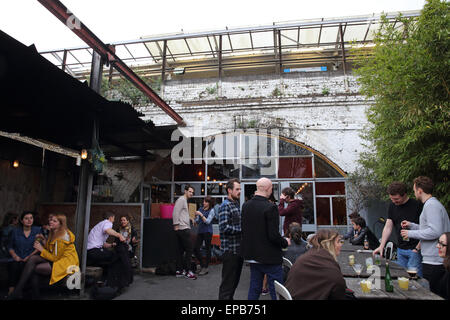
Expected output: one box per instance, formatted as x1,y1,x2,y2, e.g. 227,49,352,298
172,175,449,301
0,210,139,299
1,174,448,301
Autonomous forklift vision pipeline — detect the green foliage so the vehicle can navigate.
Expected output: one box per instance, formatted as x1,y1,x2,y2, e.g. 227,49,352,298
354,0,450,208
272,87,282,97
99,75,162,106
321,87,330,95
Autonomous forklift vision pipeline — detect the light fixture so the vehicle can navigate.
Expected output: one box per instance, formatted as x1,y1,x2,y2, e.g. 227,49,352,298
12,160,19,168
81,149,88,160
198,170,203,177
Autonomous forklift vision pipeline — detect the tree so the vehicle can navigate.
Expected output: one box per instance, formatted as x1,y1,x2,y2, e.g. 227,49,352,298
354,0,450,209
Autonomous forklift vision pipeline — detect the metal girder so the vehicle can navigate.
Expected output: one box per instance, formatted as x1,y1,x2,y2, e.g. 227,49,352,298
37,0,185,126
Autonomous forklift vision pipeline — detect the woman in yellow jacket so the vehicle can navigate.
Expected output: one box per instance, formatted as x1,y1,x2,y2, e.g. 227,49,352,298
8,214,79,299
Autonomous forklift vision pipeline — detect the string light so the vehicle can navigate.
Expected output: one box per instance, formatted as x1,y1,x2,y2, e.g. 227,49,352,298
12,160,19,168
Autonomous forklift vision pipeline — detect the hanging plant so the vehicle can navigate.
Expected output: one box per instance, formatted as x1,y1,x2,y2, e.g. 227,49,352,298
89,146,107,174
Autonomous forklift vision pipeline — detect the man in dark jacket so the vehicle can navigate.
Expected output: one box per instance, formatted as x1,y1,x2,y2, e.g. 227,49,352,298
350,217,380,250
241,178,289,300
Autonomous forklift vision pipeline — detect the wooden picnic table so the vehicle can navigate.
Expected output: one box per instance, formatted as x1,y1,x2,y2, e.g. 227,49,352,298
338,243,409,279
345,277,444,300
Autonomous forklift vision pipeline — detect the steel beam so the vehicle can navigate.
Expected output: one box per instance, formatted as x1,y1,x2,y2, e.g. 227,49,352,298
37,0,185,126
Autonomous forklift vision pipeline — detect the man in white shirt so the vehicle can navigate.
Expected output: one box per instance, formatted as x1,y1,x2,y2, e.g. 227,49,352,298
87,212,125,266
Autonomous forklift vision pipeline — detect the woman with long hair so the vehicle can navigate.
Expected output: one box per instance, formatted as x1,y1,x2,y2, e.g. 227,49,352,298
8,214,79,299
285,229,346,299
436,232,450,299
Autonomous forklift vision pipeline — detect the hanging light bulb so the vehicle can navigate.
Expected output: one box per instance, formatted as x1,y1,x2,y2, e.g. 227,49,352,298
81,149,88,160
12,160,19,168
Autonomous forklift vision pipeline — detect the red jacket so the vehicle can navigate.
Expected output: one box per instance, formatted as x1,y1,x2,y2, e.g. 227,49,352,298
278,199,303,235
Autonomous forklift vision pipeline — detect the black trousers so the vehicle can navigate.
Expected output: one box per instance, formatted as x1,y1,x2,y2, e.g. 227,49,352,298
175,229,194,272
193,232,212,268
87,248,116,267
422,263,446,296
7,261,25,287
218,251,243,300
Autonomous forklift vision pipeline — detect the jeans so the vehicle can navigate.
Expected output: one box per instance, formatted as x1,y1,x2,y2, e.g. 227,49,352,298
193,232,212,268
248,263,284,300
396,248,423,277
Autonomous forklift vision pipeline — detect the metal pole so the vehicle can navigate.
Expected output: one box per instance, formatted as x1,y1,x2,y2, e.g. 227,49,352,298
74,51,103,297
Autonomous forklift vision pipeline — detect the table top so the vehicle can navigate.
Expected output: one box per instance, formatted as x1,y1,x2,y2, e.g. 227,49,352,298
345,277,444,300
338,245,409,279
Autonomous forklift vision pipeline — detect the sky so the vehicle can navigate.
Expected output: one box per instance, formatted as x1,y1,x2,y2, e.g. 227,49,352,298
0,0,426,51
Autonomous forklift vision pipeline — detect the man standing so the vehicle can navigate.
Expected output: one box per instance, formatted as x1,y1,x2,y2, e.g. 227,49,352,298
373,182,423,276
401,176,450,294
242,178,288,300
218,178,243,300
172,185,197,280
278,187,303,235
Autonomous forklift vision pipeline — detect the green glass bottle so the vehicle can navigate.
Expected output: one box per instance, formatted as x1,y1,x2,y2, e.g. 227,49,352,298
385,262,394,292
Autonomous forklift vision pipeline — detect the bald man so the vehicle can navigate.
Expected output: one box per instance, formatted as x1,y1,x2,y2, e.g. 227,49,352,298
241,178,289,300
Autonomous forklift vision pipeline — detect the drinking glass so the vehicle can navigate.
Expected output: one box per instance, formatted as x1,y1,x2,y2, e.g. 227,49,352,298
353,264,363,279
406,266,418,280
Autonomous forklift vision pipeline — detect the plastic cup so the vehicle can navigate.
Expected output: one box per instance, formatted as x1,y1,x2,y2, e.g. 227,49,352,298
360,280,372,293
398,277,409,290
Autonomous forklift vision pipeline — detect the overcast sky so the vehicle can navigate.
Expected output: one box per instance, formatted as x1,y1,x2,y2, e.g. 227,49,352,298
1,0,426,51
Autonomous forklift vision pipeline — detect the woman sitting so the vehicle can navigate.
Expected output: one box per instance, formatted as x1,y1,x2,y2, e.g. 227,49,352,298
7,211,41,296
283,222,308,264
9,214,79,299
436,232,450,300
285,229,346,300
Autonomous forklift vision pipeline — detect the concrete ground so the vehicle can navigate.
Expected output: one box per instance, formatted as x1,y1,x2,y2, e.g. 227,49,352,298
115,263,272,300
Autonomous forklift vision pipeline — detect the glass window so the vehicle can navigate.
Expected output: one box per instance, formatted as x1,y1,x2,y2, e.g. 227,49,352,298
279,139,312,156
278,157,313,178
287,182,314,224
206,183,227,196
242,133,276,158
314,156,344,177
206,133,240,160
315,182,346,195
332,197,347,225
242,157,276,179
316,198,331,225
174,163,205,181
207,161,240,181
174,183,205,197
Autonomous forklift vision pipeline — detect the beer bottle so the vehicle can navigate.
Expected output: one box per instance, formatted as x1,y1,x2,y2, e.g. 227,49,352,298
364,235,369,250
385,262,394,292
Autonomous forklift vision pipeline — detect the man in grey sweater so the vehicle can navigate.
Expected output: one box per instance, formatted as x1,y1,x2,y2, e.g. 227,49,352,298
401,176,450,294
172,184,197,280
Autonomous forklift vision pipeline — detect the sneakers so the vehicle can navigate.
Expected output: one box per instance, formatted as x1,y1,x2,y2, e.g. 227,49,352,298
176,270,186,278
199,268,209,276
261,288,269,296
176,270,197,279
185,271,197,280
